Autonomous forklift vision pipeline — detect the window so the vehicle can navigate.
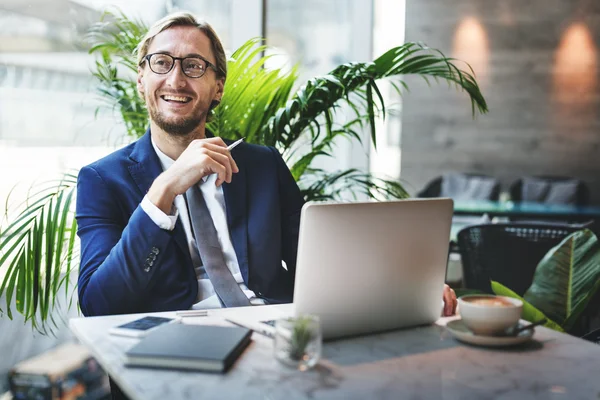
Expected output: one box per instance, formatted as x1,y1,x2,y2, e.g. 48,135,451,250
266,0,374,177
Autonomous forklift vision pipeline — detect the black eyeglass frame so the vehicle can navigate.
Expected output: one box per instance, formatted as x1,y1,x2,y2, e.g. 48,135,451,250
140,53,219,78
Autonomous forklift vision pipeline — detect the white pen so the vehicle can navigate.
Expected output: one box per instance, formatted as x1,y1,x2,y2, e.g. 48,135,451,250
176,310,209,317
225,317,275,339
227,137,245,151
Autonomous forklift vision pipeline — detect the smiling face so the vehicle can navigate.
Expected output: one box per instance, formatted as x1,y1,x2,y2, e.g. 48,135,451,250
137,25,224,137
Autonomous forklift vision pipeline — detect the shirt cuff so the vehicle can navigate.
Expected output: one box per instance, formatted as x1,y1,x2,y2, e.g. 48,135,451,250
140,195,178,231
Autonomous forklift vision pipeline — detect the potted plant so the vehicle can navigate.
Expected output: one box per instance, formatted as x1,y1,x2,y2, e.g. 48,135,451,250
0,11,487,331
274,315,322,371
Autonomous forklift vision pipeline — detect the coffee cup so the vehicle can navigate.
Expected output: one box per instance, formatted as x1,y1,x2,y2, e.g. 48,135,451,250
458,294,523,336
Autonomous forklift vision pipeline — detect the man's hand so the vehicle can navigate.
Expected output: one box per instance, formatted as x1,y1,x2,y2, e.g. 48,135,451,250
148,137,239,214
442,284,457,316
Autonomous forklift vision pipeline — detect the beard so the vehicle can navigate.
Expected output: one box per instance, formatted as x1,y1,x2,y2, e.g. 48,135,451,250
146,93,204,136
149,106,203,136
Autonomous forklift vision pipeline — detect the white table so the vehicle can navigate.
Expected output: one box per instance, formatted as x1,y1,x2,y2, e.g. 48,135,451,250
70,304,600,400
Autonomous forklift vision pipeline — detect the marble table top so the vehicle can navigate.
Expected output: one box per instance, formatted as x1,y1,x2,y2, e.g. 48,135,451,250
70,304,600,400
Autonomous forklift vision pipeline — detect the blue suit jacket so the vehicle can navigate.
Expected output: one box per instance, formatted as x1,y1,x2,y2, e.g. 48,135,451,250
76,130,304,316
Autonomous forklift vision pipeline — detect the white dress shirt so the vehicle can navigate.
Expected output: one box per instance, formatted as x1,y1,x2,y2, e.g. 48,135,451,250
140,138,264,309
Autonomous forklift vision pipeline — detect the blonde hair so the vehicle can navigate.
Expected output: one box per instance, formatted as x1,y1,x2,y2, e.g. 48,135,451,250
136,12,227,82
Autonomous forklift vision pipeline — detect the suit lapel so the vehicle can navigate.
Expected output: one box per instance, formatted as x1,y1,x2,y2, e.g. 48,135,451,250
223,152,249,283
127,130,190,261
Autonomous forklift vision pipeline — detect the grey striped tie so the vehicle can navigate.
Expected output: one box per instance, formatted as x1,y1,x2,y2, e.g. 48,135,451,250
185,185,251,308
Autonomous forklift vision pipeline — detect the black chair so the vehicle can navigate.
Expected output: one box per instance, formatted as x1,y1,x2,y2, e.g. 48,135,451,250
457,222,599,336
509,176,589,206
418,172,501,201
582,327,600,344
457,223,582,296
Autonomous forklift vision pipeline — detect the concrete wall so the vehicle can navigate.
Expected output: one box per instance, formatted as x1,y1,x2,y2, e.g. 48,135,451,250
401,0,600,203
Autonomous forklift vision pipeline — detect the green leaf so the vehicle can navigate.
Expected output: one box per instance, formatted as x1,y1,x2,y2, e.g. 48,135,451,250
523,229,600,331
0,173,77,328
491,281,564,332
365,83,376,148
4,248,23,320
87,10,149,140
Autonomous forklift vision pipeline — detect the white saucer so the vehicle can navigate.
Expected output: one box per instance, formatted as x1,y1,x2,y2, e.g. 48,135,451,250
446,319,535,347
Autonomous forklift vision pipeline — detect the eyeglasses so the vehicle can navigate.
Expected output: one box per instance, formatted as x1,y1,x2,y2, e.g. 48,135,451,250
141,53,218,78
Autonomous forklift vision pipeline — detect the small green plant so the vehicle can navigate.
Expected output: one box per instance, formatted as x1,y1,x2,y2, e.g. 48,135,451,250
286,315,318,361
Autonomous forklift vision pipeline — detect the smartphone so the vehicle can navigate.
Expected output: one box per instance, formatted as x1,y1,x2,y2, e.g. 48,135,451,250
109,316,181,338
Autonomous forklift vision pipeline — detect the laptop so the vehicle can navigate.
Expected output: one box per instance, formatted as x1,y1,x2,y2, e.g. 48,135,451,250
228,198,454,340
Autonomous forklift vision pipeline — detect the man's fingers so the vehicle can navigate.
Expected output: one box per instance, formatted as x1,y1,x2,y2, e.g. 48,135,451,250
450,288,457,315
210,159,227,187
198,142,239,177
201,149,232,183
231,156,239,173
444,298,452,316
204,137,228,147
214,151,233,183
210,153,231,184
447,288,457,316
442,285,456,316
442,291,449,316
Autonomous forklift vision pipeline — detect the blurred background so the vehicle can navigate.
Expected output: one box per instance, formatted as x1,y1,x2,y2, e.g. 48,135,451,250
402,0,600,204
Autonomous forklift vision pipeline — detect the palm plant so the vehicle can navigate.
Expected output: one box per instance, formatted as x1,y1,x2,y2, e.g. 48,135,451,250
0,11,487,329
0,174,78,333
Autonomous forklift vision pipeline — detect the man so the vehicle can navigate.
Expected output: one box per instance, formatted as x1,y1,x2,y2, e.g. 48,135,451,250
76,12,457,317
77,12,304,316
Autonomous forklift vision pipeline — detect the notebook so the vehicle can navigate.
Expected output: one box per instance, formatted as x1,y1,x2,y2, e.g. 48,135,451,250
124,324,252,373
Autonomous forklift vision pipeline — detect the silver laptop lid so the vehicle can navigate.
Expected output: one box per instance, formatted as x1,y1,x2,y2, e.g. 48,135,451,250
293,198,453,339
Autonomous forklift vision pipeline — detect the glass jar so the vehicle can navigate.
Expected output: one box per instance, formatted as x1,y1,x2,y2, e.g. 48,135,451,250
273,315,322,371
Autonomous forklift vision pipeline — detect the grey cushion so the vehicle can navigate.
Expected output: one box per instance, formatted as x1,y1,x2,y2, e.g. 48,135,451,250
521,177,580,205
440,173,499,200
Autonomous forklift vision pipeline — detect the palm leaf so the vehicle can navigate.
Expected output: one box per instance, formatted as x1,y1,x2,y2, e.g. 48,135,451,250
491,281,564,332
0,173,78,333
523,229,600,330
287,112,375,180
86,10,149,140
262,42,487,152
208,38,298,142
298,168,409,202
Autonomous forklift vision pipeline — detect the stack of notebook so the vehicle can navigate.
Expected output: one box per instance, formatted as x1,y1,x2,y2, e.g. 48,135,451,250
124,324,252,373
